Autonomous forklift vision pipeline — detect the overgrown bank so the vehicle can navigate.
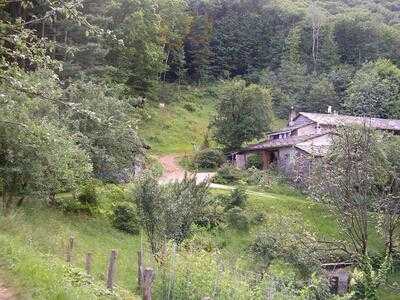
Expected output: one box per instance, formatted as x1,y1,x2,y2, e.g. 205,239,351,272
0,183,398,299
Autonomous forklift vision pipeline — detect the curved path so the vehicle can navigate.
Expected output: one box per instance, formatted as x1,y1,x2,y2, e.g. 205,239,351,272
158,154,216,185
0,278,16,300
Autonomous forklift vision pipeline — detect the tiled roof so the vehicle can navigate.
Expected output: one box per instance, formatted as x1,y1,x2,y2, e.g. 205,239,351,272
297,112,400,131
239,132,330,153
295,144,330,157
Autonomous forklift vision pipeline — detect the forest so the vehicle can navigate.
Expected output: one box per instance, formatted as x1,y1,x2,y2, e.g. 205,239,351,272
1,0,400,299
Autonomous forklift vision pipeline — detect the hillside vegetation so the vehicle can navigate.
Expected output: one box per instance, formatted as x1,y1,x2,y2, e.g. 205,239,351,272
138,86,215,154
1,187,398,299
1,0,400,299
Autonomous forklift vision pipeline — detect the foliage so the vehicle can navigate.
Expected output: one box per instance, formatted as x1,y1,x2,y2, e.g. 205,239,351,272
1,181,398,298
0,75,93,211
211,79,273,150
133,172,210,261
212,163,243,184
351,255,392,300
249,215,323,275
194,200,225,229
344,59,400,119
246,153,263,169
226,207,249,231
112,201,140,234
64,80,145,182
227,185,248,209
193,148,225,170
77,180,98,206
311,126,400,258
154,249,254,299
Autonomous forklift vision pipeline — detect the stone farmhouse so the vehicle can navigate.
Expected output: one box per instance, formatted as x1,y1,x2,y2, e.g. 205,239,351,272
231,109,400,177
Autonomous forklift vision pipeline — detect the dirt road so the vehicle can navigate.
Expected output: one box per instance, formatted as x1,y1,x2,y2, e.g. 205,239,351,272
0,279,16,300
158,154,215,184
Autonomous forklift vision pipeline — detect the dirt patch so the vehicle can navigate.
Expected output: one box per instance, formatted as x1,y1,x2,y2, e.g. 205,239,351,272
159,155,186,183
0,279,17,300
158,155,215,184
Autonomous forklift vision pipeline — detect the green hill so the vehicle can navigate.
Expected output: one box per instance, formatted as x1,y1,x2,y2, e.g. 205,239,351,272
138,86,215,154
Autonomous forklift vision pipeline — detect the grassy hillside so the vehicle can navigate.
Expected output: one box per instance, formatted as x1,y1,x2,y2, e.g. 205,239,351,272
1,187,397,299
0,203,142,299
138,86,216,154
137,84,287,155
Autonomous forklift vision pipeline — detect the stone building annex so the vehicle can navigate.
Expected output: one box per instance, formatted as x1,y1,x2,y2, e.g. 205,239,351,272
231,109,400,176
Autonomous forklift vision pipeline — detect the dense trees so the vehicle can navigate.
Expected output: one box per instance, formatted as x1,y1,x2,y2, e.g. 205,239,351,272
211,80,273,150
344,59,400,118
1,0,400,211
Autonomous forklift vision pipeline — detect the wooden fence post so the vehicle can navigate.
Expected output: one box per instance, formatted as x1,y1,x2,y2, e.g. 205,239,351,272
138,250,144,290
107,250,117,290
66,236,74,263
143,267,154,300
85,253,92,275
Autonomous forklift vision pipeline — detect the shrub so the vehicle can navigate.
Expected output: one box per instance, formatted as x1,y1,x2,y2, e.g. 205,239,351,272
227,186,248,208
244,167,272,187
195,202,225,229
183,102,196,112
212,163,242,184
249,216,322,274
57,196,92,214
226,207,249,231
246,153,263,169
97,184,129,218
193,148,225,170
77,180,98,206
112,202,140,234
154,249,253,299
134,173,210,259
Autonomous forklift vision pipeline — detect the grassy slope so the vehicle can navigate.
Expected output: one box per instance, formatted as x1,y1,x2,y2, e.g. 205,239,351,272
138,86,215,155
0,204,143,299
1,189,398,299
138,84,286,155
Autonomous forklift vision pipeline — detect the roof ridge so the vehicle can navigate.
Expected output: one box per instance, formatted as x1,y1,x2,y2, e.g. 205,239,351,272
299,111,400,122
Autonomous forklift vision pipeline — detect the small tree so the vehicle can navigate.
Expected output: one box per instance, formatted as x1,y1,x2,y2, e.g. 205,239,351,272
210,79,273,151
311,126,388,257
0,121,92,213
133,172,209,262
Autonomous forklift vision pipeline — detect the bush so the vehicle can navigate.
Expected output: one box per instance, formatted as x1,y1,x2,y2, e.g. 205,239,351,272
112,202,140,234
193,148,225,170
96,184,129,218
77,180,98,206
183,102,196,112
227,186,248,209
212,163,242,184
154,249,253,299
195,202,225,229
249,216,322,273
246,153,263,169
226,207,249,231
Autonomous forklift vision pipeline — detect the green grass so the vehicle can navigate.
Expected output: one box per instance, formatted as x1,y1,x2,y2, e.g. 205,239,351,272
0,204,144,299
0,188,397,299
138,86,215,154
137,84,287,155
212,189,384,255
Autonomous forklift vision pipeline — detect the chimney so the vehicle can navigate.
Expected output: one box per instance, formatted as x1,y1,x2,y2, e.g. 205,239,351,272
288,106,296,126
327,106,332,114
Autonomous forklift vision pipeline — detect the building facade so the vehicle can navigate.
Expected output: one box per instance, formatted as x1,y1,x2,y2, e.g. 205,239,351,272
231,110,400,178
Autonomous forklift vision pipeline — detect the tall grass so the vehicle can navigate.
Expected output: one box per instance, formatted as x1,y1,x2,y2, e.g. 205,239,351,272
0,204,143,299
